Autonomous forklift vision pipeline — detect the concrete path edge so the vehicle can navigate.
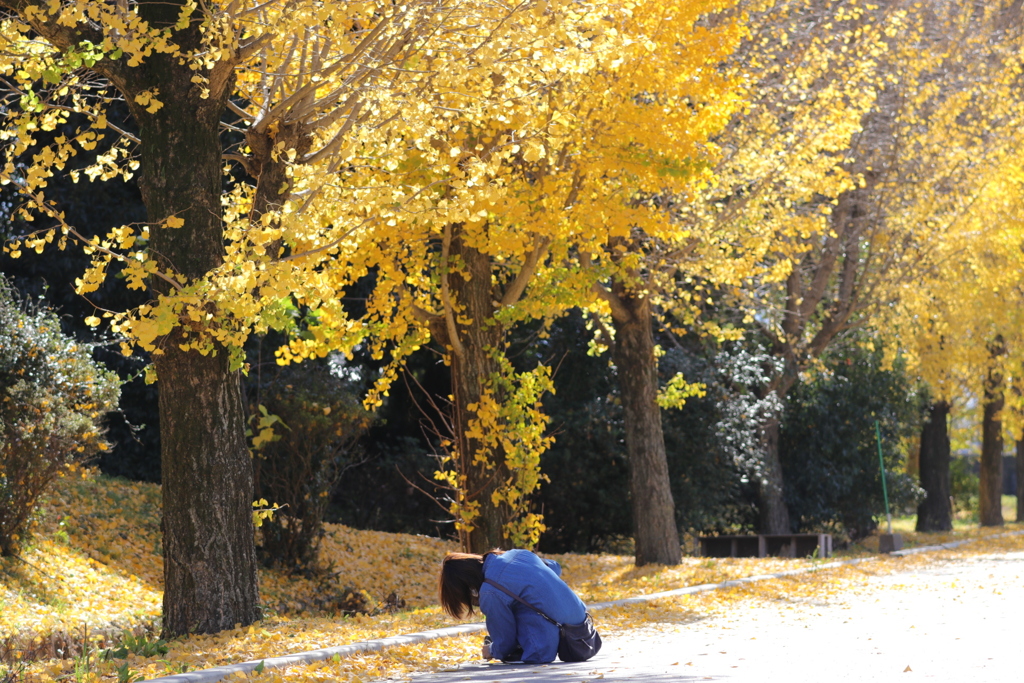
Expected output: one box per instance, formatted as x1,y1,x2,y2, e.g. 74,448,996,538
143,530,1024,683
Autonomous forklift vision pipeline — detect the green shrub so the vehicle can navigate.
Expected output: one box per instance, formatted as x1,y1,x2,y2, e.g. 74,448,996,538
660,342,777,537
0,279,120,556
250,360,374,571
780,341,925,540
949,456,979,516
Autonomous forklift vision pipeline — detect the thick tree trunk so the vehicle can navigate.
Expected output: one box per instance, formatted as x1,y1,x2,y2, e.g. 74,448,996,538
443,233,509,552
916,401,952,532
155,348,259,635
754,363,793,535
130,10,260,636
980,360,1004,527
1017,436,1024,523
610,285,681,566
758,414,791,534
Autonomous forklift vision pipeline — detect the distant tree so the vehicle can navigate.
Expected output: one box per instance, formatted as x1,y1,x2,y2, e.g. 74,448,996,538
671,0,904,533
249,359,374,570
1017,433,1024,523
659,339,776,537
916,401,952,532
980,338,1007,527
512,313,633,553
726,0,1024,532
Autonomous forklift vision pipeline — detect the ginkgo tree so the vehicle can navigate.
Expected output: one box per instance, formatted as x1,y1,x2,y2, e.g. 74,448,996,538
652,0,903,534
1,0,268,635
0,0,653,634
893,145,1024,529
659,0,1024,535
894,207,1024,529
270,0,746,563
861,0,1024,532
0,0,751,629
235,0,745,563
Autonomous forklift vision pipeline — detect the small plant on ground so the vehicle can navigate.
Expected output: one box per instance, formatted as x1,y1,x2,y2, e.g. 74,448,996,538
1,661,26,683
112,662,142,683
72,641,92,683
100,631,168,661
157,660,190,675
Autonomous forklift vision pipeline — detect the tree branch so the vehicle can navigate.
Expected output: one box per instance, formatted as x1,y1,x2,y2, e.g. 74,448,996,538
398,283,440,326
499,235,551,307
0,0,130,88
440,223,466,359
591,282,632,324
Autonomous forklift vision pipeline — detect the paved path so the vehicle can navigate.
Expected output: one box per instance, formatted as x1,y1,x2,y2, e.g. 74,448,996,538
401,551,1024,682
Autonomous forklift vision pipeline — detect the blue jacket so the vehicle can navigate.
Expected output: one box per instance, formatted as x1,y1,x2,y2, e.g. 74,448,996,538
479,549,588,664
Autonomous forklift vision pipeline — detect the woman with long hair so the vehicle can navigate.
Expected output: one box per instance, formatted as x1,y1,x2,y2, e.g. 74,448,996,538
438,548,597,663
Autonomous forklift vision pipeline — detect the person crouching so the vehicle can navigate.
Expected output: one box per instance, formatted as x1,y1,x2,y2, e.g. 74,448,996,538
437,548,600,664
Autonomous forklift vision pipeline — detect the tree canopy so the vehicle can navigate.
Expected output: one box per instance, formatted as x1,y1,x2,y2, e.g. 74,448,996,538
3,0,1024,635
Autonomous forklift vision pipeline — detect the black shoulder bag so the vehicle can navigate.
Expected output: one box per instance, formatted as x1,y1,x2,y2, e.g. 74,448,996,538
483,578,602,662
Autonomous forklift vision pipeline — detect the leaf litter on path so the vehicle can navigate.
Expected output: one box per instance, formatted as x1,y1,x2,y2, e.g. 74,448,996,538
2,469,1021,683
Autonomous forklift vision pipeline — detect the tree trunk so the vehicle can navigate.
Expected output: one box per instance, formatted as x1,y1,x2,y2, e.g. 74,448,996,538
610,284,681,566
1017,436,1024,523
980,357,1004,527
754,362,794,535
758,413,791,534
155,348,259,636
443,232,509,552
130,9,260,636
916,401,952,532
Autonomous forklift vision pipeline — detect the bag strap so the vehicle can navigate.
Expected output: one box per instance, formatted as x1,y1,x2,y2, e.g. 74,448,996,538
483,579,563,627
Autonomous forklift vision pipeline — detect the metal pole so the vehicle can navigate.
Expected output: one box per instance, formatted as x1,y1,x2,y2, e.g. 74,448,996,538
875,419,892,534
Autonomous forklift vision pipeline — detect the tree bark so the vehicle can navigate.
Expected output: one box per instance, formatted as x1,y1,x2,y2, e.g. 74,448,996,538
610,283,681,566
1017,436,1024,523
130,5,260,637
758,413,791,534
916,401,952,532
755,364,795,535
438,230,510,552
0,0,262,636
980,348,1005,527
155,347,259,635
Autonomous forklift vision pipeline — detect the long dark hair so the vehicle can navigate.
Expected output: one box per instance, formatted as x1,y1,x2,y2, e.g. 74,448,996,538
438,550,504,619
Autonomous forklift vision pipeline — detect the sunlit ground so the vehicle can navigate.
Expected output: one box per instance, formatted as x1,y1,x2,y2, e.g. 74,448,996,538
887,494,1018,533
2,470,1020,683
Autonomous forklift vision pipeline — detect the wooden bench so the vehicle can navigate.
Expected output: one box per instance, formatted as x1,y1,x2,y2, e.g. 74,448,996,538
699,533,832,559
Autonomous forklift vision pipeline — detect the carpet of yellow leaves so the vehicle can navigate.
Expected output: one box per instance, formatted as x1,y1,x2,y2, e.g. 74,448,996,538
2,469,1021,683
